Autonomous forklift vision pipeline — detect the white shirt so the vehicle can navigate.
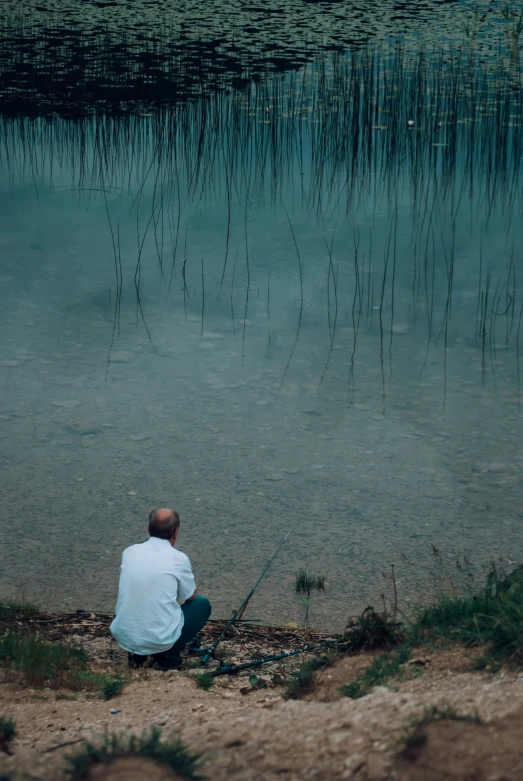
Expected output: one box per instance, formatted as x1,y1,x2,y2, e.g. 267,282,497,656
110,537,196,655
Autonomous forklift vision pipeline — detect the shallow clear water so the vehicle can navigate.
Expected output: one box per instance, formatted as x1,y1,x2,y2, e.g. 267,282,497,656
1,15,523,629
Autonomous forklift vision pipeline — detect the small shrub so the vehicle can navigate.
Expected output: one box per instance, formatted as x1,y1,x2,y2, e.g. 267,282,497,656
195,672,214,690
101,678,124,700
285,654,332,699
67,726,202,780
0,717,16,754
340,645,411,699
344,607,403,651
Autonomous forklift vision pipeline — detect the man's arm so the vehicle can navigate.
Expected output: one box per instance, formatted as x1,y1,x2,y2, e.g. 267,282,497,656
176,554,197,603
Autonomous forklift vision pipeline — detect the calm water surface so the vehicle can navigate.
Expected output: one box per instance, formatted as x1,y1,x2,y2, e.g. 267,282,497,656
1,1,523,629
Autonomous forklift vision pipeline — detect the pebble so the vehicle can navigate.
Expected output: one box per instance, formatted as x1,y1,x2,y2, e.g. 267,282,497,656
345,752,365,772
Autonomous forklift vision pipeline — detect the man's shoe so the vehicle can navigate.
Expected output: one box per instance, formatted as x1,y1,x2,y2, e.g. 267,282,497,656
128,653,151,669
152,655,183,672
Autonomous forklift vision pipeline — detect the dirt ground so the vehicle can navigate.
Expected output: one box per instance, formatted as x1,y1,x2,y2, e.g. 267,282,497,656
1,612,523,781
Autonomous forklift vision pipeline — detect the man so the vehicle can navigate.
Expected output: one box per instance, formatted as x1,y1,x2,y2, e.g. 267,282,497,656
111,508,211,670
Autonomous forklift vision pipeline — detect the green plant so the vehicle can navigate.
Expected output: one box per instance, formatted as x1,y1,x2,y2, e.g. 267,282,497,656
0,631,87,688
71,672,125,699
0,601,39,620
344,607,403,651
0,632,125,696
409,565,523,660
67,727,202,780
285,654,332,699
101,679,124,700
295,570,326,627
0,717,16,755
248,673,267,689
340,645,411,699
194,672,214,690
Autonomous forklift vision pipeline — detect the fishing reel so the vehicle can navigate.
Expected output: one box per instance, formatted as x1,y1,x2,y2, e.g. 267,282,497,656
186,639,225,667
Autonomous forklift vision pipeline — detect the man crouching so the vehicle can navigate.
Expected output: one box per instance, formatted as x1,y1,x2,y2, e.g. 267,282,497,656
111,508,211,670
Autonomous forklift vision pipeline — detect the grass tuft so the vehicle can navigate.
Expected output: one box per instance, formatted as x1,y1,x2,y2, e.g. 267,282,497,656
344,607,403,652
0,632,125,697
194,672,214,690
409,565,523,660
67,726,202,780
340,645,411,699
101,678,124,700
295,570,326,596
284,654,333,699
0,716,16,754
0,602,39,620
0,632,87,688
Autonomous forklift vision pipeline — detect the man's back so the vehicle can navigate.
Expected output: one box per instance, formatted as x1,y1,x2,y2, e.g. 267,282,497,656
111,536,196,655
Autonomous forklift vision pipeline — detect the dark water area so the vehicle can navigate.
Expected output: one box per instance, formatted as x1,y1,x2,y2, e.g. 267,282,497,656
1,0,523,630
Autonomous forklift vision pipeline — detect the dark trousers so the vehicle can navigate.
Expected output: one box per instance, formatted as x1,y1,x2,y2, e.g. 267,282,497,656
128,594,211,667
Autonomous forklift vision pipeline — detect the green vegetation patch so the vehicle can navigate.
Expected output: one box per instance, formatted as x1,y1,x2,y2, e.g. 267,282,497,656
410,566,523,660
194,672,214,691
0,716,16,754
344,607,403,652
340,645,411,699
0,631,125,698
0,631,87,688
67,727,202,780
0,601,39,620
71,672,124,700
285,654,333,699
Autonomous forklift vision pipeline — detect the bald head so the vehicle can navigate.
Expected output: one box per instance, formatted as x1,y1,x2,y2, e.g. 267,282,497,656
148,508,180,541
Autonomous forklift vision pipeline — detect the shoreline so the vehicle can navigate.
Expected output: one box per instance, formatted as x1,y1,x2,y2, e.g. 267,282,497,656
2,603,523,780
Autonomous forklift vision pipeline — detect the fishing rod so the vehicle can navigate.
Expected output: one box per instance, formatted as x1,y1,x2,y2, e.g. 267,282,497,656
209,637,350,677
200,529,291,665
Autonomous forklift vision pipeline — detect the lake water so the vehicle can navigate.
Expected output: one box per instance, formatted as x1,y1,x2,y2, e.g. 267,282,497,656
1,0,523,630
